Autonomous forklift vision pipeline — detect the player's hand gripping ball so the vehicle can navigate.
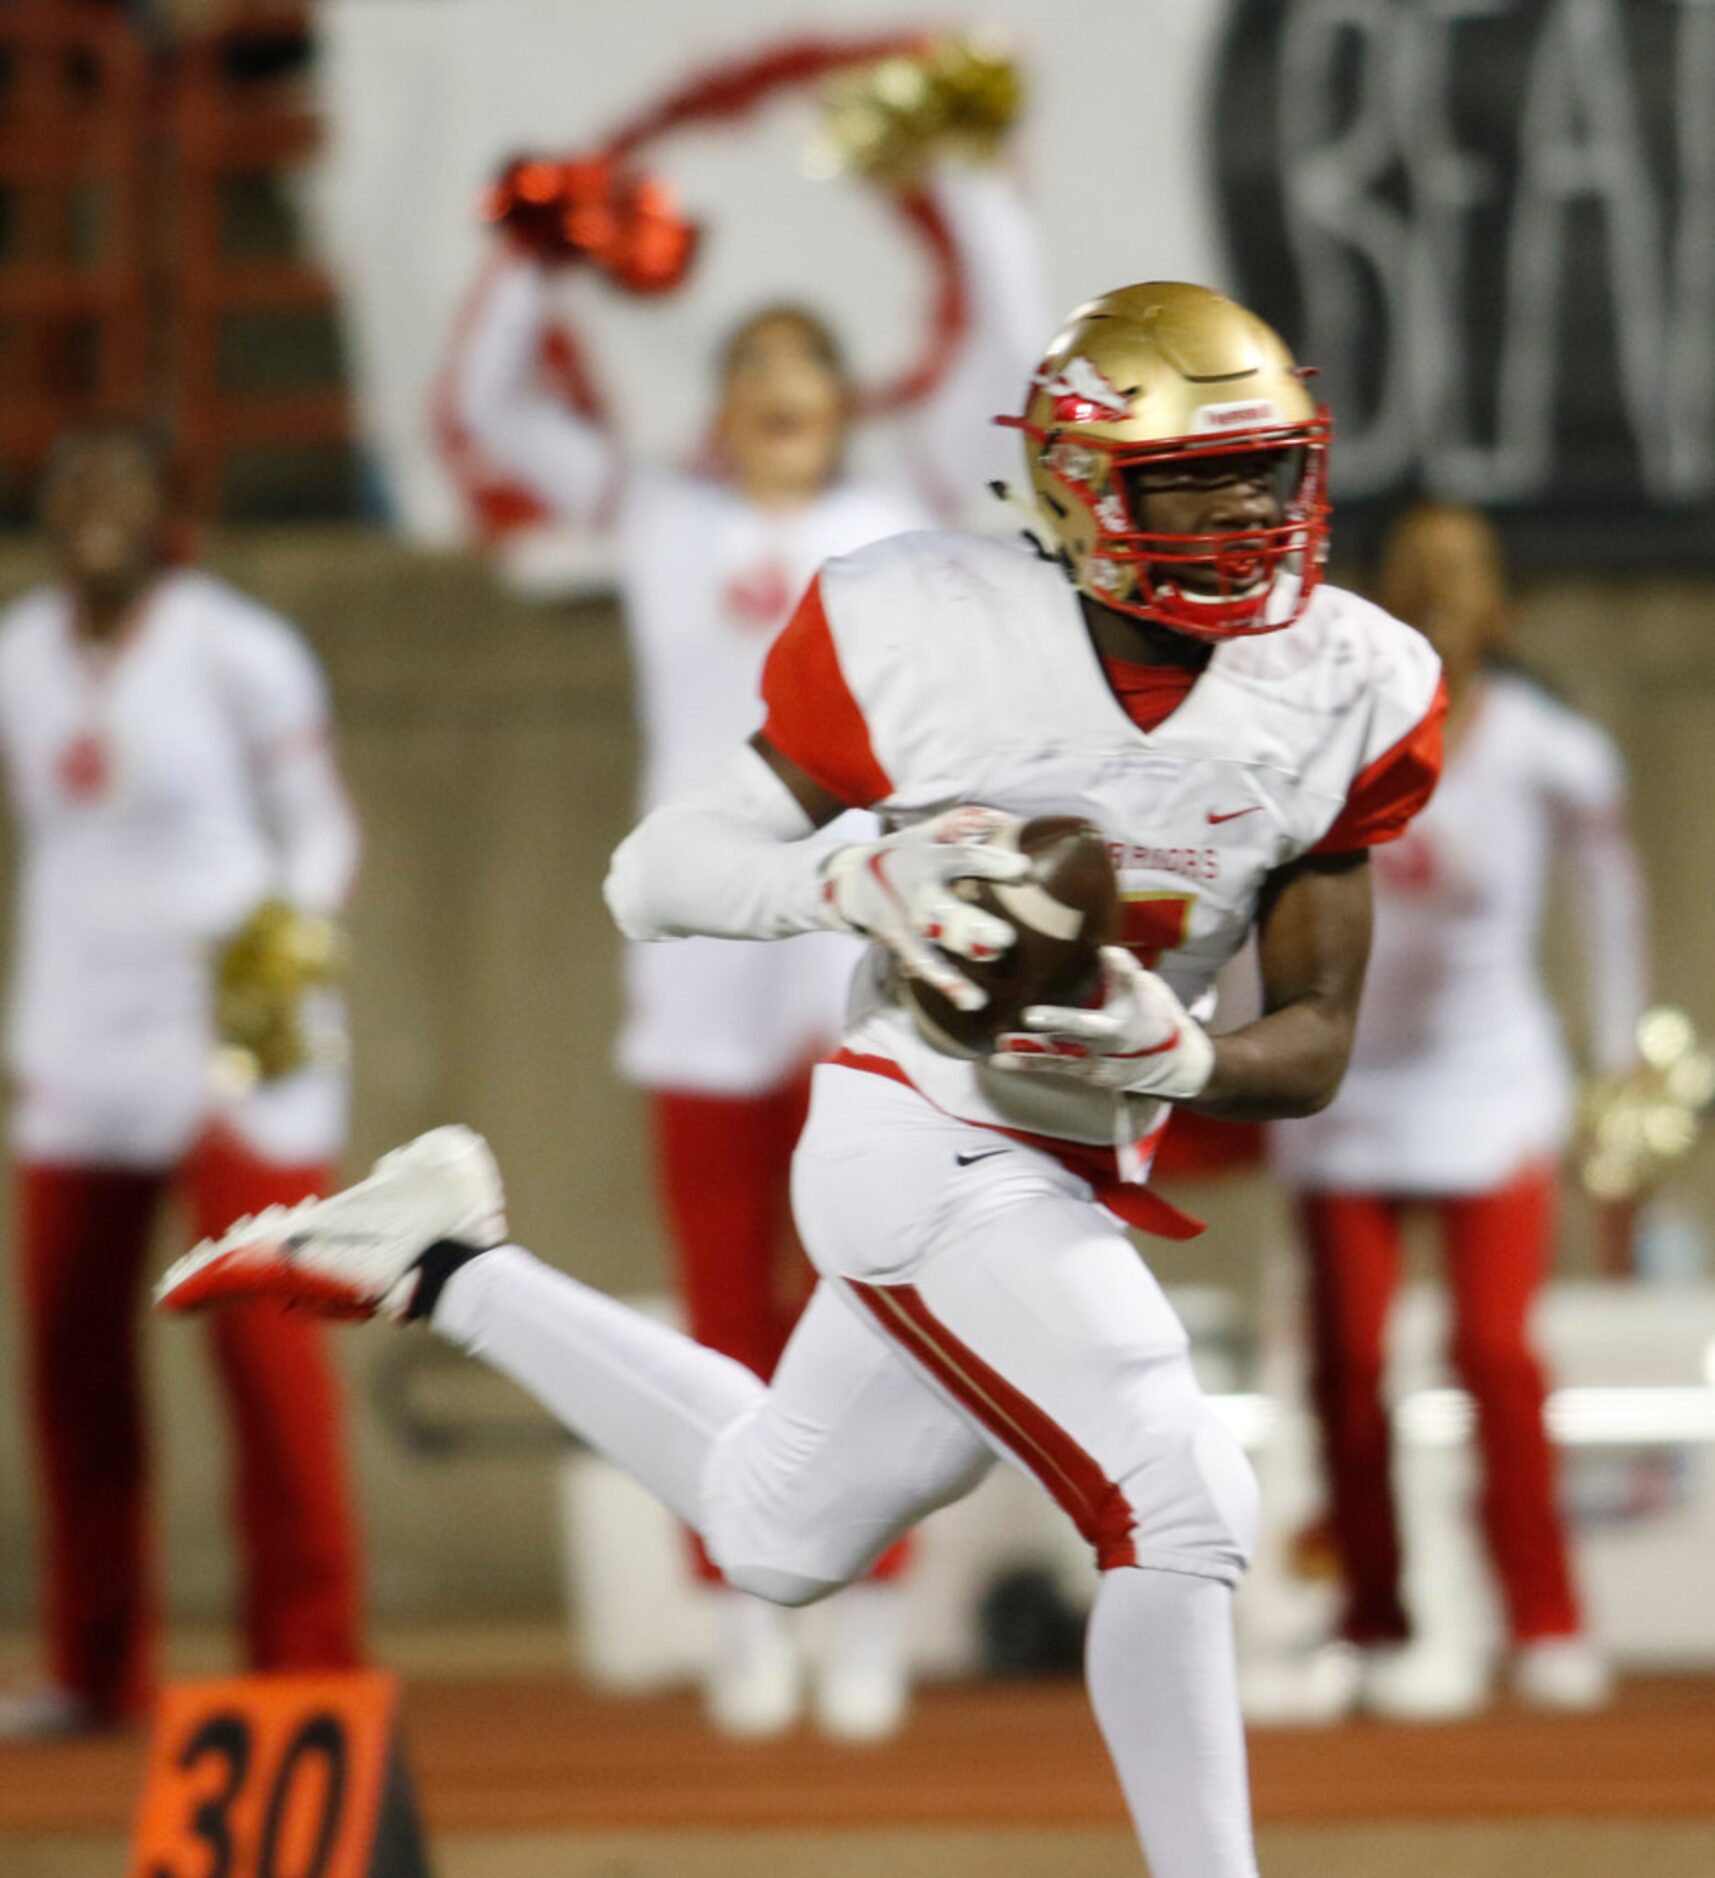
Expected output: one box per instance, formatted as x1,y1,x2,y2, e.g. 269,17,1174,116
995,946,1216,1100
820,807,1029,1018
857,813,1121,1058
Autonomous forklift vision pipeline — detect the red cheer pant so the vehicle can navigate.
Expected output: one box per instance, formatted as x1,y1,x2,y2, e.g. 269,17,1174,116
1298,1161,1581,1647
650,1077,909,1586
16,1129,363,1720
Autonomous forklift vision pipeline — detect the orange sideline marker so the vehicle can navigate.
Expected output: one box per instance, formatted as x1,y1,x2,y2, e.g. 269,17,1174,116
130,1670,427,1877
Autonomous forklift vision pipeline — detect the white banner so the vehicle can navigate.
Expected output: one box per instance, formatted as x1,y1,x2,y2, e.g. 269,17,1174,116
312,0,1231,544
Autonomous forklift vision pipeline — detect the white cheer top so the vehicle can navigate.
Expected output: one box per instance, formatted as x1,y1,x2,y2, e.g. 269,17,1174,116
0,570,359,1165
1272,671,1646,1193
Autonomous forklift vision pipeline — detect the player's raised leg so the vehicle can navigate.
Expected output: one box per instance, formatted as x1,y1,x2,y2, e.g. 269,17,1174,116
158,1127,768,1528
155,1125,986,1606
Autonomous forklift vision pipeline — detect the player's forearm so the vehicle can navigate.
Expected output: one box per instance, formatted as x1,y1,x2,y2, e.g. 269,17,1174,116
1189,999,1356,1121
1192,850,1371,1119
604,746,832,942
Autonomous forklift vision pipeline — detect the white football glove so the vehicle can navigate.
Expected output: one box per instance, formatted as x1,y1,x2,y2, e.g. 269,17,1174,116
820,807,1031,1013
993,946,1216,1099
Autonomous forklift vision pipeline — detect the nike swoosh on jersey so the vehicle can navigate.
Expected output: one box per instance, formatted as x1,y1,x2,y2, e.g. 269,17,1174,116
954,1148,1012,1167
1206,806,1263,825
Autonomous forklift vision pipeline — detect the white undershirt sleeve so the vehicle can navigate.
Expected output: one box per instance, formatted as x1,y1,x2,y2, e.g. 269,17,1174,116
1547,715,1649,1075
906,168,1052,513
220,606,361,915
604,744,839,943
260,735,361,915
453,257,621,525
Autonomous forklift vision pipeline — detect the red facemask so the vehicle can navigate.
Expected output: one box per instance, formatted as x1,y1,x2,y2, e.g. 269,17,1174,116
999,410,1334,641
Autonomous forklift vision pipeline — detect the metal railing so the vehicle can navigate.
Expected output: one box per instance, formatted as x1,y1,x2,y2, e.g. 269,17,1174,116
0,1,347,515
0,2,150,468
171,4,349,514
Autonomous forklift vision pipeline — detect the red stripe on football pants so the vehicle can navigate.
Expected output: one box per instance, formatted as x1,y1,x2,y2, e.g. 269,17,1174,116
848,1278,1138,1570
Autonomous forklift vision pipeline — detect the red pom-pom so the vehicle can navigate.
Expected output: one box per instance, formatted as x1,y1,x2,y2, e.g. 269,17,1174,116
487,152,698,293
609,177,700,294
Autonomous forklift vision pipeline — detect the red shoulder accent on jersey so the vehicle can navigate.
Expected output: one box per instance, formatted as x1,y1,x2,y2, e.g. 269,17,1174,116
1314,674,1448,854
759,576,892,809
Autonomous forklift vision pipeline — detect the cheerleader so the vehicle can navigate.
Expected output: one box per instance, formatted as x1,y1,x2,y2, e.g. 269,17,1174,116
0,424,363,1736
1273,504,1645,1717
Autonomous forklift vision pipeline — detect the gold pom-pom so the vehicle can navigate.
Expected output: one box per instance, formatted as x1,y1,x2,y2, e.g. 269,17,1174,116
214,899,348,1087
811,31,1024,184
1578,1007,1715,1201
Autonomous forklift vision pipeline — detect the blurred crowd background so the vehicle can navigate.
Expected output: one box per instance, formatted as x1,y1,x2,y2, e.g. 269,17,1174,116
1,0,1713,1797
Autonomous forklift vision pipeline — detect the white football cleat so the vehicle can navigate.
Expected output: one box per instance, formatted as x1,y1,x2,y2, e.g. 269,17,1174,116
1512,1637,1612,1712
155,1125,507,1321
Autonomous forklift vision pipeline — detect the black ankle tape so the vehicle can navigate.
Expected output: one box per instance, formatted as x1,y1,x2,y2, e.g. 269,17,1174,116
407,1240,492,1323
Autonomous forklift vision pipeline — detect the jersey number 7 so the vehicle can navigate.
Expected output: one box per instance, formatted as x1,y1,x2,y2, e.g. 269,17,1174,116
1120,891,1196,969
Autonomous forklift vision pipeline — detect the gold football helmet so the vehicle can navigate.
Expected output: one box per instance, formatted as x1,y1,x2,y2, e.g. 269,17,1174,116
999,282,1331,639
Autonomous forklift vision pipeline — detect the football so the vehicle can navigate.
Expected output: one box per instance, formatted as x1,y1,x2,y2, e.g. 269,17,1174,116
902,816,1120,1057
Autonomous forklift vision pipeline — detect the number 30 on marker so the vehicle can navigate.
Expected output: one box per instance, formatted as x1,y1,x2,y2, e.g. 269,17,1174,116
130,1672,426,1878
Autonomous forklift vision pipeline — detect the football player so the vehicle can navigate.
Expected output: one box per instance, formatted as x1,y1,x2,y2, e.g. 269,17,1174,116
160,284,1444,1877
443,157,1047,1738
0,422,363,1738
1272,503,1644,1718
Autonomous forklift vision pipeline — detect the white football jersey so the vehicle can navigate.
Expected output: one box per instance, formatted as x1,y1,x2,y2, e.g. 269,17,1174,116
0,570,358,1167
759,531,1444,1163
1272,672,1645,1193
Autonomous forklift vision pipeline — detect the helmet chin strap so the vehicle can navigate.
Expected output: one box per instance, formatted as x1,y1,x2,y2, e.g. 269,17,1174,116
1180,570,1301,626
1141,566,1293,640
990,478,1068,565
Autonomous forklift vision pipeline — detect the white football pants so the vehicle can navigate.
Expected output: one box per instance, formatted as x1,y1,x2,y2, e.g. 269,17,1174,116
437,1062,1260,1875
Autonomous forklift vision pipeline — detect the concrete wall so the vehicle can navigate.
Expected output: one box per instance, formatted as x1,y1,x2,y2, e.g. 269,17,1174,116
0,528,1709,1629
